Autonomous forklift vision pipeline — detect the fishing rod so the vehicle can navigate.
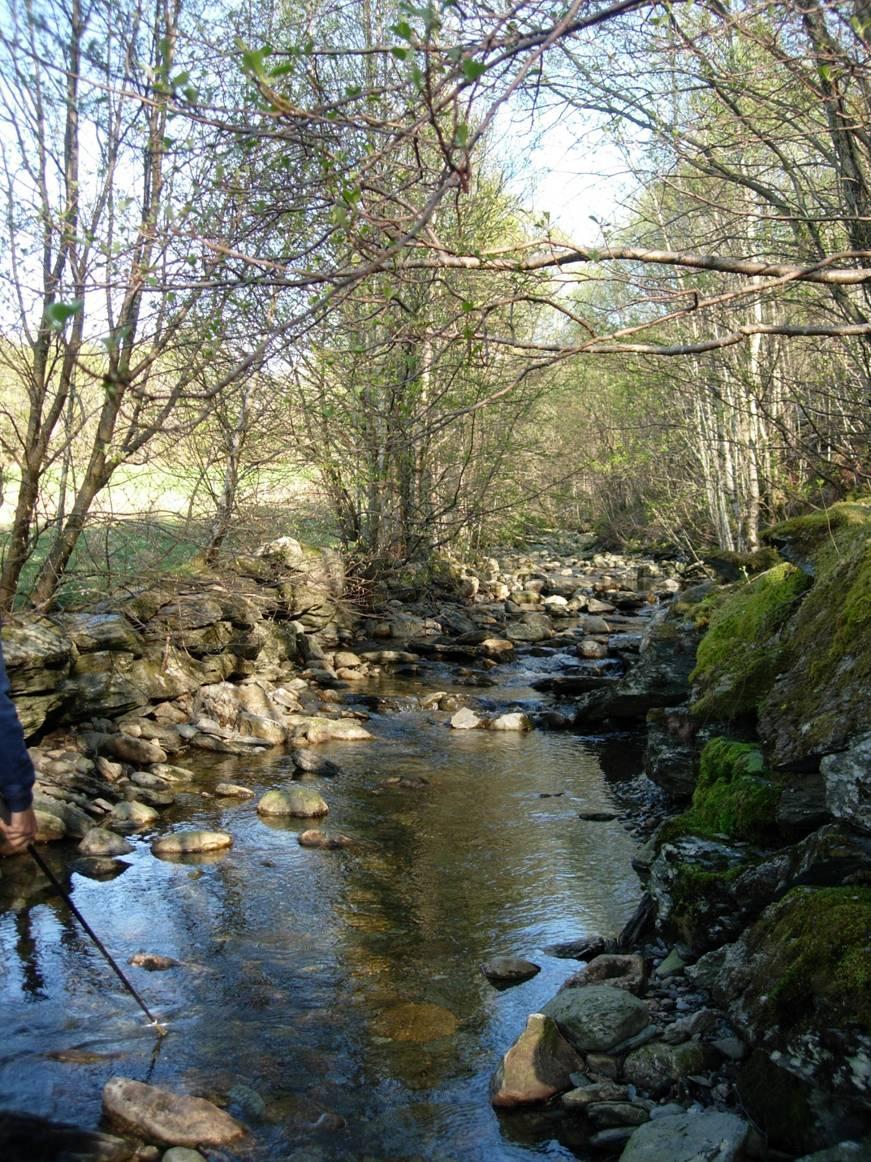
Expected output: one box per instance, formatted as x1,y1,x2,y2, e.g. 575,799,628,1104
27,844,167,1038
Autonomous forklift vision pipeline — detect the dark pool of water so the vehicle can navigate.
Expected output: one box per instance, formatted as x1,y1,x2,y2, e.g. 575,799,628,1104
0,659,641,1160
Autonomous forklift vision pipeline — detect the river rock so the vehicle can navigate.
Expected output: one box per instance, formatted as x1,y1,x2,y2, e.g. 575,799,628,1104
33,809,66,842
163,1150,207,1162
31,791,93,838
617,1109,751,1162
578,639,608,659
587,1102,649,1129
622,1040,708,1097
291,748,343,776
128,951,180,970
480,638,515,659
480,956,541,984
298,829,353,849
490,1013,584,1107
102,1077,245,1147
562,1082,628,1109
285,715,373,744
564,954,645,995
542,985,650,1054
110,800,159,828
104,734,168,766
215,782,254,798
79,828,134,857
450,707,482,730
257,788,329,817
489,712,532,731
151,831,233,856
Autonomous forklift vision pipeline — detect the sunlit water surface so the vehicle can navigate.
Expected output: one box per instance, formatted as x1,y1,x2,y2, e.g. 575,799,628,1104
1,654,641,1160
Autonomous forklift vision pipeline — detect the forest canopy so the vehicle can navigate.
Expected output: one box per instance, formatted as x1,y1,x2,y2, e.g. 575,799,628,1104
0,0,868,607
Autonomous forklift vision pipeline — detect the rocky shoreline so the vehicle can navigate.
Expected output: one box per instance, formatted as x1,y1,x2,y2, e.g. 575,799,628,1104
2,507,869,1160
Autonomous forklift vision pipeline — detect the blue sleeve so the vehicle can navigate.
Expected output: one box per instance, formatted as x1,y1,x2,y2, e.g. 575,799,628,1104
0,637,36,812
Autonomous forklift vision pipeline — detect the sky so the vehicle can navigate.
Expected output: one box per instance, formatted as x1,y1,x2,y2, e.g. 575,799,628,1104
493,102,637,243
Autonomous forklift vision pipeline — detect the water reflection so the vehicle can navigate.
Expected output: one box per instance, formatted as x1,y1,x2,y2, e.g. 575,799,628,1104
1,663,640,1160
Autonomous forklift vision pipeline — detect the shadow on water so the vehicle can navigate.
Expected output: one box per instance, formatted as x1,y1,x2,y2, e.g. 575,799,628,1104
0,664,641,1160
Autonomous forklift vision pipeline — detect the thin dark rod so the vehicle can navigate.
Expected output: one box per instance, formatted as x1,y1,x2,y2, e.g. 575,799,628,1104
27,844,165,1032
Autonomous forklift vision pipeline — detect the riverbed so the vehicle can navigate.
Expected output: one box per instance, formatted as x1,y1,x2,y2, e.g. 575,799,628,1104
0,652,642,1160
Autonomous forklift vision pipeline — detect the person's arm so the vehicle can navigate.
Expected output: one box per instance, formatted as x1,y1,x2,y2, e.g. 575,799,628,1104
0,637,37,854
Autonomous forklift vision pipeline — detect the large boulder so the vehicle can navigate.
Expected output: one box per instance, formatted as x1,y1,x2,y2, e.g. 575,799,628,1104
490,1013,583,1107
542,985,650,1054
702,885,871,1152
2,617,73,735
821,732,871,833
622,1039,708,1097
574,613,702,725
757,504,870,768
55,612,145,655
618,1110,751,1162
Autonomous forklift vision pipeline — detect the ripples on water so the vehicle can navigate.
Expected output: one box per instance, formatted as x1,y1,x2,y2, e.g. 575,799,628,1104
0,661,641,1160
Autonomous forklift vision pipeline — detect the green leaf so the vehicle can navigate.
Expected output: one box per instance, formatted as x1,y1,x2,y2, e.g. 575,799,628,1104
391,46,409,60
461,58,486,81
453,122,468,147
391,20,413,40
45,300,83,331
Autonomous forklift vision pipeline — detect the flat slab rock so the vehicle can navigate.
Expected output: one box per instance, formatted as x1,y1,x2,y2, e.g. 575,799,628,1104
102,1077,245,1148
618,1109,750,1162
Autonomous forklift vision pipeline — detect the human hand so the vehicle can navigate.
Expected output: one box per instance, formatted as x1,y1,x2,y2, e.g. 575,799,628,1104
0,806,38,855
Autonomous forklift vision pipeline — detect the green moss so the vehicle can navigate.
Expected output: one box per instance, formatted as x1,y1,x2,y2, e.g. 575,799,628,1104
759,502,871,759
690,563,812,722
747,886,871,1034
691,737,780,841
654,737,780,844
764,501,871,558
666,858,747,946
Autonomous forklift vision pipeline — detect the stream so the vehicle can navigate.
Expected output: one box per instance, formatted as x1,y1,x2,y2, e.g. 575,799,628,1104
1,645,642,1160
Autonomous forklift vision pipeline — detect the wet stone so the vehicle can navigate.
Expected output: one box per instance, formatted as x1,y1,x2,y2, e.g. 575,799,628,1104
480,956,541,984
79,828,134,857
151,830,233,856
102,1077,245,1147
257,788,329,818
586,1101,649,1129
215,783,254,798
128,952,180,971
490,1013,584,1108
297,829,353,849
542,985,650,1054
618,1109,751,1162
71,857,130,882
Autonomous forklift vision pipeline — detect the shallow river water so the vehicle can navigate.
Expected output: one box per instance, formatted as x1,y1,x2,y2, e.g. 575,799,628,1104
1,654,641,1160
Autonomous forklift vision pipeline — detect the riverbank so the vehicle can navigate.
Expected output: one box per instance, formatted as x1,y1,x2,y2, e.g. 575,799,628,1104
2,508,869,1160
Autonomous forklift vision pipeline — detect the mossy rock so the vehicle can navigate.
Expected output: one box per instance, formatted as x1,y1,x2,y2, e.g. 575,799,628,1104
689,563,812,723
649,835,753,952
741,885,871,1036
702,546,783,582
688,737,780,842
758,502,871,767
730,884,871,1150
